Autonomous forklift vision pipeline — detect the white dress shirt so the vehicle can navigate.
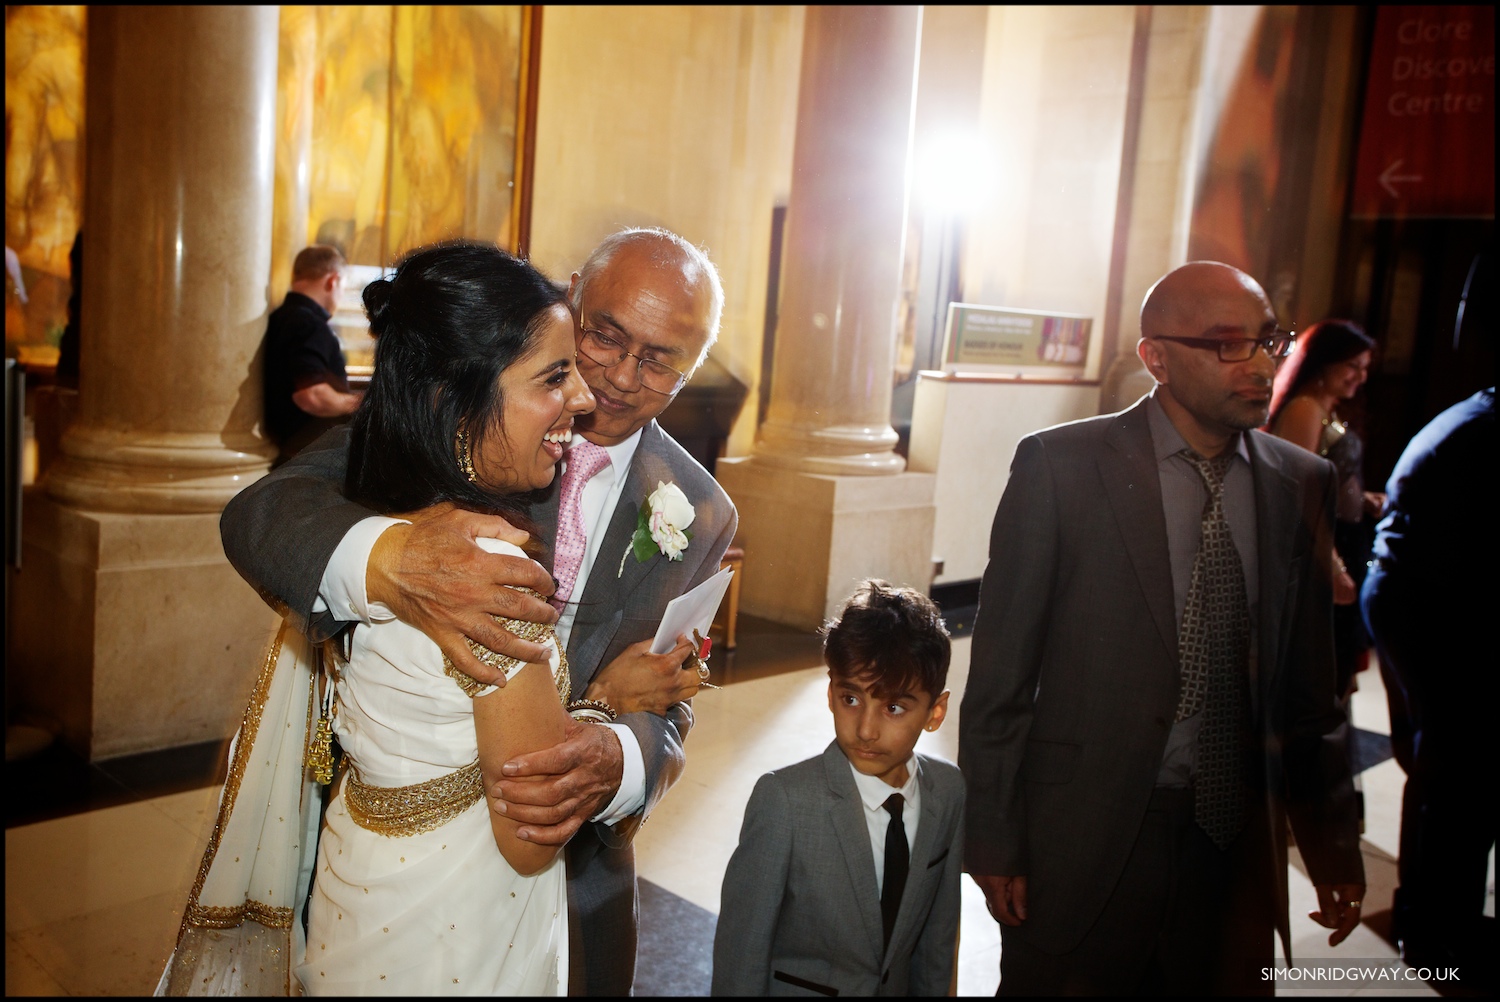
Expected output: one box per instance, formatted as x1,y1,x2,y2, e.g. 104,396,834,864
848,755,922,896
313,427,650,825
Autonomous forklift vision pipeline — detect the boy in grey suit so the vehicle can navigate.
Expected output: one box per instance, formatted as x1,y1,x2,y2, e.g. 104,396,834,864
713,581,964,997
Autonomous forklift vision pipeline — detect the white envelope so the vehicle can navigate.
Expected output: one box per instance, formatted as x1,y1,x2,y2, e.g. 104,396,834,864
650,567,734,654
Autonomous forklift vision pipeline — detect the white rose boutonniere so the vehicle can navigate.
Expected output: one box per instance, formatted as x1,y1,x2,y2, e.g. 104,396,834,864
618,481,696,576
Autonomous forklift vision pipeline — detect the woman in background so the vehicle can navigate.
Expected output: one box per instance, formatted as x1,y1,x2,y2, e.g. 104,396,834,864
1267,319,1385,698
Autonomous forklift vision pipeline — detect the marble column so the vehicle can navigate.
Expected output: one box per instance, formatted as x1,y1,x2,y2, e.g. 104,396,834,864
718,6,937,629
47,6,278,510
13,7,282,760
755,5,916,475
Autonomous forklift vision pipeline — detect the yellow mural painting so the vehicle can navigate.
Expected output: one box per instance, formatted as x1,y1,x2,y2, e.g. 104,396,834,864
5,5,85,352
6,5,527,354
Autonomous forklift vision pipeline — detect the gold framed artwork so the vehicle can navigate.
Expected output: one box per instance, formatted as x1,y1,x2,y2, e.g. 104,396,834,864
4,5,542,360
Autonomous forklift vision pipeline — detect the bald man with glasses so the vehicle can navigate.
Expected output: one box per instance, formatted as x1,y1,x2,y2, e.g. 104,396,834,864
960,261,1365,994
221,228,738,995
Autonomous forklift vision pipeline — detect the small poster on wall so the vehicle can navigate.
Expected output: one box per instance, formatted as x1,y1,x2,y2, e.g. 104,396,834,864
940,304,1093,377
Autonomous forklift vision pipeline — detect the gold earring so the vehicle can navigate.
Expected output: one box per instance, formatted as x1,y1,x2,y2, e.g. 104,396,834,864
456,428,477,484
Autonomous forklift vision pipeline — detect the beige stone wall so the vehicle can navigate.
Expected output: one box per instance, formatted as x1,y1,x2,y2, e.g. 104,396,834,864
528,6,805,457
960,5,1139,382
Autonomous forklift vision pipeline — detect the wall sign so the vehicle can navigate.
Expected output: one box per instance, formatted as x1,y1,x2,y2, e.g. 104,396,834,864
1351,5,1495,219
941,304,1093,376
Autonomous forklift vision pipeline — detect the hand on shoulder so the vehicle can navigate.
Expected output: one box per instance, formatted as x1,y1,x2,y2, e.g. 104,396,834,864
368,504,559,685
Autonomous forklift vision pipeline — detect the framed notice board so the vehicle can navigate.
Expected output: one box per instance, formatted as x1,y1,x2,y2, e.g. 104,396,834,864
940,304,1094,377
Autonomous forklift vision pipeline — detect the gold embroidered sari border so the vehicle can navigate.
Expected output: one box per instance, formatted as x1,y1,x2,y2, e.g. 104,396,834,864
174,624,290,946
185,899,296,931
344,760,485,837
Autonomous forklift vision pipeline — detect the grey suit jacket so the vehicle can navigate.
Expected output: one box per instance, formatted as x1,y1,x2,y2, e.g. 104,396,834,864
712,742,964,997
958,396,1363,958
218,420,738,994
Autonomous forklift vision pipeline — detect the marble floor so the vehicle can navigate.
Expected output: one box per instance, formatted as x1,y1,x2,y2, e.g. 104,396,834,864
6,622,1492,996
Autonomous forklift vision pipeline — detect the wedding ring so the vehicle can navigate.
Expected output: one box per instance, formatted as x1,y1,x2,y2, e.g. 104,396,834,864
1346,900,1361,909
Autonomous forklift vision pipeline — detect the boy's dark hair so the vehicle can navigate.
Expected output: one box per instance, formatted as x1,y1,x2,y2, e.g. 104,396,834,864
821,580,951,701
346,240,569,520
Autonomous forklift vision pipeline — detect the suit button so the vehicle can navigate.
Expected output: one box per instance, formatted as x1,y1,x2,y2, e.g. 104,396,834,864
1155,716,1168,729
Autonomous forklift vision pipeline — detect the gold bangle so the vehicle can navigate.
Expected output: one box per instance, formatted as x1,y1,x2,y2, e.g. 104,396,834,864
567,698,618,722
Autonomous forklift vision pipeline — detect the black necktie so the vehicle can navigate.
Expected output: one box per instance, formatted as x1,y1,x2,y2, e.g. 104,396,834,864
1176,451,1252,849
880,793,908,951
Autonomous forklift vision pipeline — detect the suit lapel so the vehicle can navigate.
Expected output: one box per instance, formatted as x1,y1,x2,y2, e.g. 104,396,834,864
1247,432,1297,721
1099,402,1179,660
822,743,886,961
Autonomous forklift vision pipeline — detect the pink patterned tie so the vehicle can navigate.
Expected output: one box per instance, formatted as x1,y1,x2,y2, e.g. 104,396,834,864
550,440,613,611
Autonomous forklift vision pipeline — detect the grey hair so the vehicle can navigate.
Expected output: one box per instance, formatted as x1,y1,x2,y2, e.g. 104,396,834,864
569,227,724,370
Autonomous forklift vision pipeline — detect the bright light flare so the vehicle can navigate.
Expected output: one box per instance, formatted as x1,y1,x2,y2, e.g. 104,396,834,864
913,131,996,217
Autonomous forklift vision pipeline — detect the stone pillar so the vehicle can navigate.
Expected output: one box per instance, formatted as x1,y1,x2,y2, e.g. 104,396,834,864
718,6,937,630
13,7,282,760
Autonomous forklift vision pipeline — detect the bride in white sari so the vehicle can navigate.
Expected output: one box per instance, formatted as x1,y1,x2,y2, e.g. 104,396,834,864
160,242,624,995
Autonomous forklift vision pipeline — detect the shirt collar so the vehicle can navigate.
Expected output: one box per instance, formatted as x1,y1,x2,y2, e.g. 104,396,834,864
1146,389,1251,466
284,290,331,320
848,754,920,812
565,426,643,479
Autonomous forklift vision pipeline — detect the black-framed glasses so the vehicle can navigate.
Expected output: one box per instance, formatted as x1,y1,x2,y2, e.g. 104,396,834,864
1148,329,1295,363
577,325,689,394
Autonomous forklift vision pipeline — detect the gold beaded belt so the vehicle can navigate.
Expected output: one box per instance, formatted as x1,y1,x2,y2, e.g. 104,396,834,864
343,760,484,837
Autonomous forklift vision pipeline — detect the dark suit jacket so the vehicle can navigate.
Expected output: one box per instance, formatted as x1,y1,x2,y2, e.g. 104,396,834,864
712,743,964,997
958,396,1363,958
218,420,737,994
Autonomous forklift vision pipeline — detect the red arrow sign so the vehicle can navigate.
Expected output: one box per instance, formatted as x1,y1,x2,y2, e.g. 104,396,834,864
1351,6,1495,219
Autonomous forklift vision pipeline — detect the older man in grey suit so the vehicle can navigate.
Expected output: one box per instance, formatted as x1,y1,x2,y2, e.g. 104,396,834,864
220,228,737,996
960,262,1366,994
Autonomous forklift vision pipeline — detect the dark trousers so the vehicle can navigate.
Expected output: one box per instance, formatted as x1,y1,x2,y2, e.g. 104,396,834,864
566,834,639,996
999,787,1276,996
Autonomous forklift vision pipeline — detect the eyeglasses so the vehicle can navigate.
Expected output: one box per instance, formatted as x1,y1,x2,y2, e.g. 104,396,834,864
577,325,689,394
1148,329,1296,363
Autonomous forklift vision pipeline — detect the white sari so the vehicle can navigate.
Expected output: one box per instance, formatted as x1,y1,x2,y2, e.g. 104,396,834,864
159,539,568,996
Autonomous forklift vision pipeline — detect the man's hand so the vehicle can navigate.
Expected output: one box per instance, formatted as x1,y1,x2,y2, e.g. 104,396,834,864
367,504,558,686
972,873,1028,927
487,718,624,845
584,636,700,716
1310,883,1364,946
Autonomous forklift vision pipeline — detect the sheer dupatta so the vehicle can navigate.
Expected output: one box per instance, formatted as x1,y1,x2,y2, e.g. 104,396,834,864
156,623,327,996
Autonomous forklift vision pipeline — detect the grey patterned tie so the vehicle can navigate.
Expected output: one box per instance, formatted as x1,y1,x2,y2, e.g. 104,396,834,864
1176,450,1252,849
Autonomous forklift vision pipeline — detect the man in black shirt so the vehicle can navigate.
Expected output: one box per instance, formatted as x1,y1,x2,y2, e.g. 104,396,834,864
263,245,363,463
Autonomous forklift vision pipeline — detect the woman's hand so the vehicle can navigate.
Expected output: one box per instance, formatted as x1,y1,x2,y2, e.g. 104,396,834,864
583,636,701,716
1362,490,1387,518
1334,569,1358,606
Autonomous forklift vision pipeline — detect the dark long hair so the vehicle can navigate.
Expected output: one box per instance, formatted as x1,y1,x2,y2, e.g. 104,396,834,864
1266,319,1376,431
346,241,569,518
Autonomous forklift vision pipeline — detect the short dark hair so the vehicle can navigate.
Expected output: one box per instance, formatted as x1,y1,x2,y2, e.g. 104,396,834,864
821,580,951,702
292,244,345,282
345,240,569,518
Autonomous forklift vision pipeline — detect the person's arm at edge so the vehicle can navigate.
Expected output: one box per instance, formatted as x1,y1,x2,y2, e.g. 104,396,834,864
959,435,1059,917
291,379,363,418
710,773,791,997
